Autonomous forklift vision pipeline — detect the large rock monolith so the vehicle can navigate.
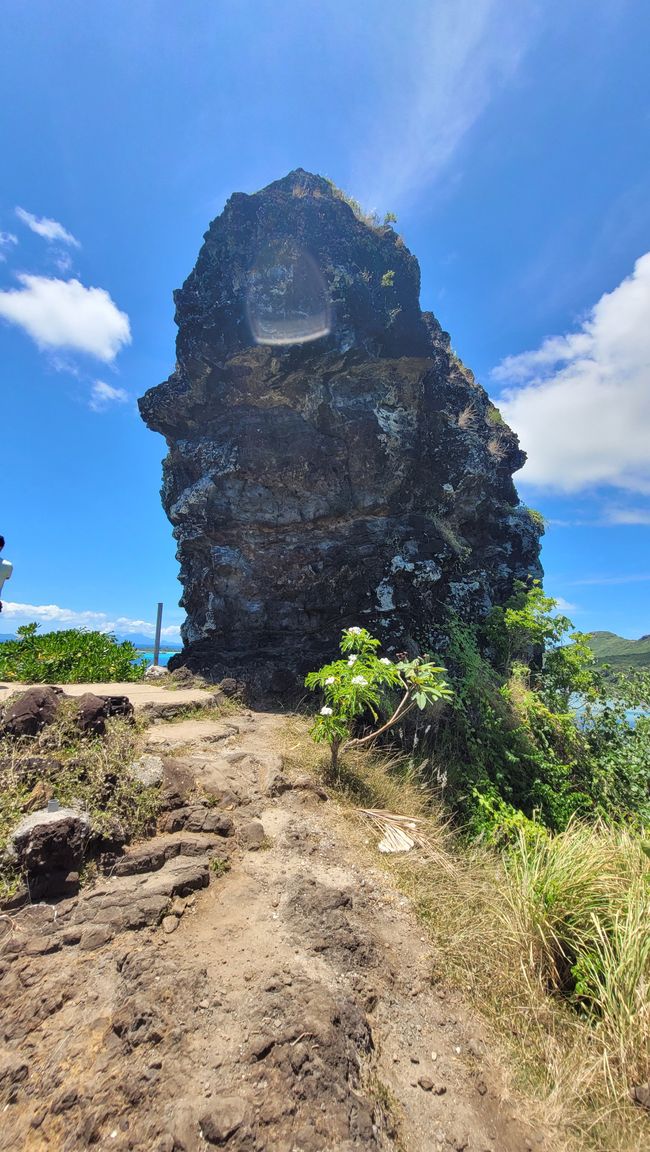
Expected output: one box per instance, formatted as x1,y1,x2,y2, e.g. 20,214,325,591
139,170,541,695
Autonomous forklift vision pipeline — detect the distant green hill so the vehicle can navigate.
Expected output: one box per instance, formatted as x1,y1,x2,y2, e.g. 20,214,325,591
587,631,650,671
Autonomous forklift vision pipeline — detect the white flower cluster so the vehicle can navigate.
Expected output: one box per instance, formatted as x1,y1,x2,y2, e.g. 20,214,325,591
379,657,392,665
320,706,333,716
351,675,368,686
325,676,336,685
347,654,358,666
347,626,362,635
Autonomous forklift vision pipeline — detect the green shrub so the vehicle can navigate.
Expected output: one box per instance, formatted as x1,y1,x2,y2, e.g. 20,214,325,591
305,626,452,772
486,402,505,425
527,507,547,533
0,622,146,683
430,588,650,832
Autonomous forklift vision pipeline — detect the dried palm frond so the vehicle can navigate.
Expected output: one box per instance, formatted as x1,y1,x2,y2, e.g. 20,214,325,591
359,808,456,874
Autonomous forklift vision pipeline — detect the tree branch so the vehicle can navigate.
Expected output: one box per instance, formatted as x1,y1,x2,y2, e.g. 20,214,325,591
342,688,415,752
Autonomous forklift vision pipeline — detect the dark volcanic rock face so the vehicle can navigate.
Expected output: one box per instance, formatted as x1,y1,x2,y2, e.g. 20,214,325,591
139,169,542,693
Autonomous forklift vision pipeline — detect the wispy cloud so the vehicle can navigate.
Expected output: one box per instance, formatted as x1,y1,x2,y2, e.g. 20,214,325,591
52,249,74,274
89,380,129,412
354,0,537,207
567,574,650,587
0,231,18,261
495,252,650,496
542,507,650,528
15,206,80,248
2,601,181,641
0,274,131,362
602,505,650,526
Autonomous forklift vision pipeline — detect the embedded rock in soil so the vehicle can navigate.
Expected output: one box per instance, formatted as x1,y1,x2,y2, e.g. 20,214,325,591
130,754,165,787
75,692,134,735
139,168,542,694
199,1098,247,1145
287,875,376,969
8,807,91,897
0,1047,29,1106
1,685,63,738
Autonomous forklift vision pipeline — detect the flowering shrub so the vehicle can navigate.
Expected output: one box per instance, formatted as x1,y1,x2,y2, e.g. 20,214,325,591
305,626,452,771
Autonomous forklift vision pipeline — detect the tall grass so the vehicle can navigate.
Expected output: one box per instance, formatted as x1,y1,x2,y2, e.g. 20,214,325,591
280,716,650,1152
502,823,650,1094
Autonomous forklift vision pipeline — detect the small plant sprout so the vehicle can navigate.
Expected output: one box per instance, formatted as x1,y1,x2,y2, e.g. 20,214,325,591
305,626,452,772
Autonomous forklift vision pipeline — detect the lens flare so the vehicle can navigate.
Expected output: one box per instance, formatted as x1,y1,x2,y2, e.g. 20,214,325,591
245,246,331,346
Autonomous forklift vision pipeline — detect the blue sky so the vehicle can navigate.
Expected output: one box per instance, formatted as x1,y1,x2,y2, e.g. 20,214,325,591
1,0,649,642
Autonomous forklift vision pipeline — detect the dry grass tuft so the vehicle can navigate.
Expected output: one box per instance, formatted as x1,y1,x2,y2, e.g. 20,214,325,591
487,435,508,461
457,403,479,430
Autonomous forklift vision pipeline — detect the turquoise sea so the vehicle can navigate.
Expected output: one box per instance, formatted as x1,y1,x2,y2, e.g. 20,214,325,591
135,650,176,667
571,695,647,728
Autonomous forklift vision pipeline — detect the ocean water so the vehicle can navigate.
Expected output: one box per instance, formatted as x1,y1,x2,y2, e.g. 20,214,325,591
136,650,176,668
571,694,647,729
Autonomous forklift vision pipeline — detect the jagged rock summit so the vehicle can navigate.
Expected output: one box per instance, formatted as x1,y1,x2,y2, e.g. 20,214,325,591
139,169,542,694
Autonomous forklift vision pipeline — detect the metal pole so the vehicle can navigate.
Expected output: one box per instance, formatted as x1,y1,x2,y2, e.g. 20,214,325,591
153,602,163,666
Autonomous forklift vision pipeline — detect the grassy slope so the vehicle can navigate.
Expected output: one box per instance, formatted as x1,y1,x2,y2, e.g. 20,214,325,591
587,630,650,671
280,722,650,1152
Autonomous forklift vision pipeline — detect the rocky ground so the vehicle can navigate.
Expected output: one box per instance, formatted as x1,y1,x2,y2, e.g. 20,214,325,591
0,700,545,1152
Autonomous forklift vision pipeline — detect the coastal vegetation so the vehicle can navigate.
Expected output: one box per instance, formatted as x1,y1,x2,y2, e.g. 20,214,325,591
304,586,649,1148
0,622,146,683
306,584,650,835
0,584,647,1148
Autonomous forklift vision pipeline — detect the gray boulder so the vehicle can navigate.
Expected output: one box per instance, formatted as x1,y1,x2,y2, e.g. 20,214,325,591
8,807,91,897
130,754,165,787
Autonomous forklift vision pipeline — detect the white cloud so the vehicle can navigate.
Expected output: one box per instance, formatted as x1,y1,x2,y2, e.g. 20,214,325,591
15,206,80,247
602,505,650,526
495,253,650,495
52,249,74,274
0,274,131,362
553,596,578,613
1,601,181,641
0,231,18,261
89,380,129,412
354,0,536,207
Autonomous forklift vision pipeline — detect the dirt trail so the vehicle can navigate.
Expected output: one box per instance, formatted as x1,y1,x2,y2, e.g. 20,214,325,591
0,708,543,1152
